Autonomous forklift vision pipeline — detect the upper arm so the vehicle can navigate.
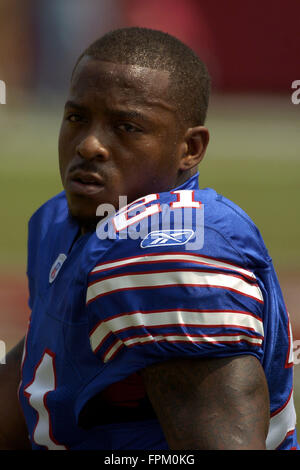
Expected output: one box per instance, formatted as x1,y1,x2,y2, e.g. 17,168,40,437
86,212,268,449
0,338,31,449
142,354,270,450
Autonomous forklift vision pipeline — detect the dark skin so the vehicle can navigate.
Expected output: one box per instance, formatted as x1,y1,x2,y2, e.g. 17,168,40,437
0,57,270,450
0,338,31,449
142,356,269,449
58,57,208,232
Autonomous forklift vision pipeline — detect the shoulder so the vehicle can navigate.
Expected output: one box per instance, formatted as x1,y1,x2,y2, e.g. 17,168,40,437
198,188,272,269
84,187,271,278
27,191,70,271
84,188,267,367
28,191,68,235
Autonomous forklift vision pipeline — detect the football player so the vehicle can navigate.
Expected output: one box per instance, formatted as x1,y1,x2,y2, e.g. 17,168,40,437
0,27,299,450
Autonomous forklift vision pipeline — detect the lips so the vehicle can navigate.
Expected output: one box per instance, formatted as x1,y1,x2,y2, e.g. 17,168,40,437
67,169,105,196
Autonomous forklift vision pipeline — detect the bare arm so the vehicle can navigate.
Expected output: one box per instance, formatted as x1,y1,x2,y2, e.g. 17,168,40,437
142,355,270,450
0,338,31,449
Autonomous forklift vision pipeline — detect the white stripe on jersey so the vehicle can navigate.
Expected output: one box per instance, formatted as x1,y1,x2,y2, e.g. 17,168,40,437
90,252,257,281
104,339,124,362
266,391,297,449
89,309,264,354
86,270,264,304
101,333,263,363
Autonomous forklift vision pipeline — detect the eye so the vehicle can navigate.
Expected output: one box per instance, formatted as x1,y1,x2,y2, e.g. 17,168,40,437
66,113,84,123
117,122,142,133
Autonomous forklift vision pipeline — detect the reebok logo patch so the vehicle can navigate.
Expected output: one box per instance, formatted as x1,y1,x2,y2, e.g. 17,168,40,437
140,229,195,248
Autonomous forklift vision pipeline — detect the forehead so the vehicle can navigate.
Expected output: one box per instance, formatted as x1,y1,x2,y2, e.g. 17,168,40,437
69,57,173,110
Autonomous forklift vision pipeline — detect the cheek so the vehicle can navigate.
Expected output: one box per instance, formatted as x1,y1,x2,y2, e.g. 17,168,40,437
58,128,74,180
58,128,67,172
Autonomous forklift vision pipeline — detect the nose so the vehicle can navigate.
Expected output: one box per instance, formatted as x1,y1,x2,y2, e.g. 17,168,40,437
76,134,109,161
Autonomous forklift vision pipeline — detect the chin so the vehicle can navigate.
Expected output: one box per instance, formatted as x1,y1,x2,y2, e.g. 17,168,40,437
67,203,99,233
66,192,119,233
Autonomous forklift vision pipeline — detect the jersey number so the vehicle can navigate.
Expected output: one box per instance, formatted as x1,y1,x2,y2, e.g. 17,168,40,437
113,190,201,232
24,350,66,450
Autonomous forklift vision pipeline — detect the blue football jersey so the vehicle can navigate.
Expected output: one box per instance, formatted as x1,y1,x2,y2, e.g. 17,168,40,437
19,173,299,450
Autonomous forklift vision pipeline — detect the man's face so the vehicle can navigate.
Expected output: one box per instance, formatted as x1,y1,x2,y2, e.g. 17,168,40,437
58,57,188,230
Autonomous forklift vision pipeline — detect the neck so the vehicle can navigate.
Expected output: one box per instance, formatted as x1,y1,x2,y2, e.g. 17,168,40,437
175,168,196,187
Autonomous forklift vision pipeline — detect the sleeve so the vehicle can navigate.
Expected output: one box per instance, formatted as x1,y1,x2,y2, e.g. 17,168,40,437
85,233,265,368
25,192,67,310
26,216,38,310
26,208,46,310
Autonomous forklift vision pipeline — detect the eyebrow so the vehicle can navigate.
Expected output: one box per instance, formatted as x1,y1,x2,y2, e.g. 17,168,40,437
64,100,87,111
64,100,150,122
109,109,149,122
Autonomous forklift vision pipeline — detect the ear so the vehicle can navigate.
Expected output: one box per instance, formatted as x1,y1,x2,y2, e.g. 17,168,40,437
179,126,209,171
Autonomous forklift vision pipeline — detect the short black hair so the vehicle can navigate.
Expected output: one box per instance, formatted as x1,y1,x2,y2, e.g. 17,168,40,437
73,27,211,127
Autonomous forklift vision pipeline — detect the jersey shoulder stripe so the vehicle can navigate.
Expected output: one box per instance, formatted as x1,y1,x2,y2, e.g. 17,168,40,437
86,250,265,363
101,332,264,364
89,308,264,362
86,268,264,305
90,252,257,281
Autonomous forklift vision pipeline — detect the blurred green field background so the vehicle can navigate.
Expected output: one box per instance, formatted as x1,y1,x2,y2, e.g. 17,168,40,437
1,92,300,421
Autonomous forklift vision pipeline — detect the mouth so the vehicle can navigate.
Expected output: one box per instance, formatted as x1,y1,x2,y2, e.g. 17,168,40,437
67,170,105,196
